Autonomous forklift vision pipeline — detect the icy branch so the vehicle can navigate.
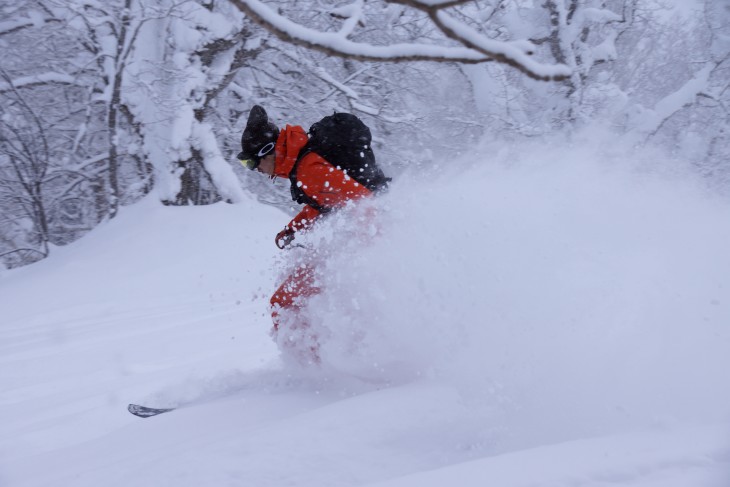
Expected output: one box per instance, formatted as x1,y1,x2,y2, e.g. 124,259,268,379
228,0,571,81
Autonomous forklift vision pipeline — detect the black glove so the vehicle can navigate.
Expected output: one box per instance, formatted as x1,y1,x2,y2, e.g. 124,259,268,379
275,228,295,249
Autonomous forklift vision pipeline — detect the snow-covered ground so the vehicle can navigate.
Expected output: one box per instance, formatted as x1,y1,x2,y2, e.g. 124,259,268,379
1,137,729,486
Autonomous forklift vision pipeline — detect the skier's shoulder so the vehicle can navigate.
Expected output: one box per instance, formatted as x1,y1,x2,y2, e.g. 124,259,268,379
297,151,339,184
284,124,308,144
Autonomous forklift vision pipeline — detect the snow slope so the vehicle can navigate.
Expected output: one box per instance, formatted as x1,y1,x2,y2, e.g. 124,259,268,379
1,135,729,486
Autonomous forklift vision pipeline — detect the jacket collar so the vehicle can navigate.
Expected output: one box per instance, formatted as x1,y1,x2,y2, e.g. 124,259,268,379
274,124,308,178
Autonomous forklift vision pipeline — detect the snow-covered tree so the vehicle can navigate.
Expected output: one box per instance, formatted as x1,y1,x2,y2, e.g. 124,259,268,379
122,0,267,205
0,1,109,266
0,74,54,265
1,0,727,269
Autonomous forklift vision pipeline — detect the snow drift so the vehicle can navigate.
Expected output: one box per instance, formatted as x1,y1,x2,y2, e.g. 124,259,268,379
1,131,728,486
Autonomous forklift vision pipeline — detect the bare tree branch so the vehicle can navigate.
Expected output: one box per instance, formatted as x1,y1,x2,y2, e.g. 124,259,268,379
0,15,61,37
0,247,48,259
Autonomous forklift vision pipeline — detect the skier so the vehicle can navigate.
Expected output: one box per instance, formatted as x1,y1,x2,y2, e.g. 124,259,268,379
237,105,388,362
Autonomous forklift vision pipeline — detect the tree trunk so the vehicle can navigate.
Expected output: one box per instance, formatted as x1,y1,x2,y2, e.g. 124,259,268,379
169,149,223,205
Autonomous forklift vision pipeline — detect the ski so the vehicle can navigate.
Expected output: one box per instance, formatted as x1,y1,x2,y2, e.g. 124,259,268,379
127,403,176,418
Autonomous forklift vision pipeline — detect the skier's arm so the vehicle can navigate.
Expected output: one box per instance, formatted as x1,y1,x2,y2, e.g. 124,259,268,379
277,154,374,248
274,205,320,249
286,204,321,232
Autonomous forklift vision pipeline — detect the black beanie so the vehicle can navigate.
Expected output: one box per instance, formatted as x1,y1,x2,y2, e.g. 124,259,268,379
238,105,279,161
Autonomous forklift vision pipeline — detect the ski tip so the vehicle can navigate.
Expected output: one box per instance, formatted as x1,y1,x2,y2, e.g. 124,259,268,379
128,403,176,418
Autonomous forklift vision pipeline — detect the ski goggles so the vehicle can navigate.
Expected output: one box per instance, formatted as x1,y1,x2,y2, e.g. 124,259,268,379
238,142,275,170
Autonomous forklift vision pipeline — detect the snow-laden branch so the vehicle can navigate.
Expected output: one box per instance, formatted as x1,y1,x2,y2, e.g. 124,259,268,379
0,72,83,92
427,5,570,81
0,13,60,36
332,0,364,38
228,0,571,81
637,64,715,139
400,0,471,7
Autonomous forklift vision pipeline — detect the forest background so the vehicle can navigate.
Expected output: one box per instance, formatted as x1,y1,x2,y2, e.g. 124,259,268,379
1,0,727,270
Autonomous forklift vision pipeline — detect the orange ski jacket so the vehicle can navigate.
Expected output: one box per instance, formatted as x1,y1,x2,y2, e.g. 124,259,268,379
273,124,374,233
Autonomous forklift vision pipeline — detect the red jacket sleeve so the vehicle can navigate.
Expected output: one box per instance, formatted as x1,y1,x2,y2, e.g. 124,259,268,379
286,204,321,232
285,152,373,232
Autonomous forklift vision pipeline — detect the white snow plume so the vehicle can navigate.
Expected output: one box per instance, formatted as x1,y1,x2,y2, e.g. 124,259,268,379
298,130,730,450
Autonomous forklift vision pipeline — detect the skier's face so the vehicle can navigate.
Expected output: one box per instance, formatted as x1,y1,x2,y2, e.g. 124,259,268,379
256,153,276,176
